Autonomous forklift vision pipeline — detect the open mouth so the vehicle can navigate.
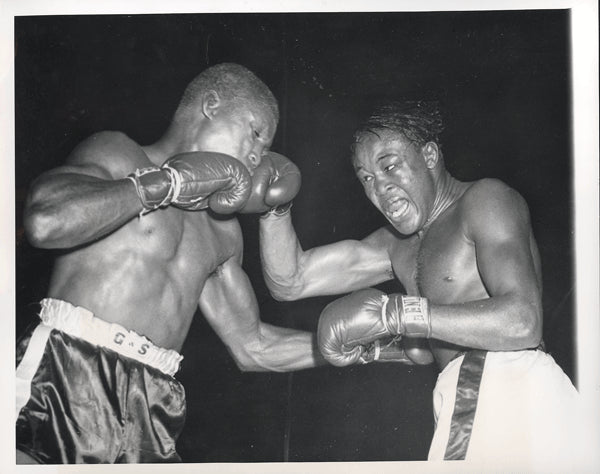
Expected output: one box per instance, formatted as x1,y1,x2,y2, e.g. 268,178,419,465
383,196,410,220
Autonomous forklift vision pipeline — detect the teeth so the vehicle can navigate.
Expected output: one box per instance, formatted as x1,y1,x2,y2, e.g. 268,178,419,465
385,198,409,219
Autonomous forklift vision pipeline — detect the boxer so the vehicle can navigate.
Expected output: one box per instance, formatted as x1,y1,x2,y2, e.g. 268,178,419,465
260,101,586,469
16,63,322,464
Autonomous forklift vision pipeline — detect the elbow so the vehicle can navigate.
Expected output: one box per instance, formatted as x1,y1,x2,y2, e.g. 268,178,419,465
234,359,255,372
264,276,304,302
231,353,257,372
234,355,274,373
510,300,543,349
230,338,284,373
229,343,265,372
23,181,63,249
23,203,59,249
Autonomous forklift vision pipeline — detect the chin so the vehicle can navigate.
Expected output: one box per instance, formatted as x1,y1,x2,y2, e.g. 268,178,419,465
388,214,424,236
388,220,416,236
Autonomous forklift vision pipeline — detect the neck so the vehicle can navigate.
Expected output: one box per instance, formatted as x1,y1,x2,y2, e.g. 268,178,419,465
422,170,465,232
144,118,204,165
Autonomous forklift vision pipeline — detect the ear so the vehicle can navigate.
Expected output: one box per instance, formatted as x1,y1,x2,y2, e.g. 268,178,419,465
422,142,439,169
201,90,221,119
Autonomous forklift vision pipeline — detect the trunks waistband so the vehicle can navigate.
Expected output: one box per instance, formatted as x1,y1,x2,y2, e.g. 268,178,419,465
446,340,546,366
38,298,183,376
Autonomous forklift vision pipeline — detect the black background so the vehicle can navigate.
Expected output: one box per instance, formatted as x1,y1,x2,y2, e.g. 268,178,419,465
15,10,573,462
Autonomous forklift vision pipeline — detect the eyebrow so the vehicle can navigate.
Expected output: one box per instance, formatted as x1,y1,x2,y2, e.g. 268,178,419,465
354,152,393,171
376,153,395,163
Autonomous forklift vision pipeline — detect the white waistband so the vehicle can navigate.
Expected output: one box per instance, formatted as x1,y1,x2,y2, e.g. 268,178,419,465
38,298,183,376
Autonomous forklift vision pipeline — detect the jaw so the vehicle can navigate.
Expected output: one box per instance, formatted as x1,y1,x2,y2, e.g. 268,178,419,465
381,196,411,221
378,197,426,236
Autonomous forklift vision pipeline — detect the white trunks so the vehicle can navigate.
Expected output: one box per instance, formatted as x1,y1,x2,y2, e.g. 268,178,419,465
428,349,586,471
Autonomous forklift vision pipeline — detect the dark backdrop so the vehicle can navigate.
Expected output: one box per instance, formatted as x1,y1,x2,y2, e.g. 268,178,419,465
15,10,573,463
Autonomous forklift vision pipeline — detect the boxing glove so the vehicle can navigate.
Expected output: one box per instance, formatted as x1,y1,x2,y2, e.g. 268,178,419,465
361,337,415,365
128,151,251,215
317,288,431,367
239,151,301,214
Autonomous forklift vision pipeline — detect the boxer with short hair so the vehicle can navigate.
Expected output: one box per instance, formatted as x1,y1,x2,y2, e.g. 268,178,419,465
16,62,322,464
260,101,585,469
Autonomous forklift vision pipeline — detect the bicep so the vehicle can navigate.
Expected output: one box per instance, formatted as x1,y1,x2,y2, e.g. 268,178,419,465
469,186,540,301
198,257,260,344
296,229,393,297
27,132,146,205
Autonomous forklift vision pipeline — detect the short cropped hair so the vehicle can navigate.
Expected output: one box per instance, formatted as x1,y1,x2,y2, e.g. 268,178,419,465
352,101,444,153
174,63,279,124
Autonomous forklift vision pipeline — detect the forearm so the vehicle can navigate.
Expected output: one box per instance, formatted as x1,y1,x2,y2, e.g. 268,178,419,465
239,323,327,372
259,214,394,300
259,212,305,300
24,173,142,249
428,295,542,351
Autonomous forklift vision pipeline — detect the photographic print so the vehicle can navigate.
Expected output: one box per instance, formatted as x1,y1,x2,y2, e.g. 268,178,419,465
3,1,599,472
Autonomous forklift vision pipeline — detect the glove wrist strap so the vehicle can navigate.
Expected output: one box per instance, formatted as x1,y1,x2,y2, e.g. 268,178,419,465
400,295,432,338
127,166,180,217
260,201,293,218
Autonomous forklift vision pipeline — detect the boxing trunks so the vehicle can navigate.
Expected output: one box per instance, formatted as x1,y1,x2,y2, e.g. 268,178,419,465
428,349,585,471
15,298,186,464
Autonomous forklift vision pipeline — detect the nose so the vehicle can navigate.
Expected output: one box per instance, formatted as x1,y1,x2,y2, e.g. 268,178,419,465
374,173,394,196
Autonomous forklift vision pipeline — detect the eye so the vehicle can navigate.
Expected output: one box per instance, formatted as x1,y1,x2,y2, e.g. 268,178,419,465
361,175,373,184
384,164,397,172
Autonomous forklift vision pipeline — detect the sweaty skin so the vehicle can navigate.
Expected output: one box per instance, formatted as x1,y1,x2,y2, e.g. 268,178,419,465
260,132,542,369
25,98,320,371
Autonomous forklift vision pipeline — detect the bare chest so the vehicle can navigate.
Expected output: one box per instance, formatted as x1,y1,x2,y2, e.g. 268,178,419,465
391,212,486,304
92,207,238,285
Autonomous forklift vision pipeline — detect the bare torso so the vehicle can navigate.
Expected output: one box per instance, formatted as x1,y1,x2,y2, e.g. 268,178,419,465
388,181,542,369
46,138,241,352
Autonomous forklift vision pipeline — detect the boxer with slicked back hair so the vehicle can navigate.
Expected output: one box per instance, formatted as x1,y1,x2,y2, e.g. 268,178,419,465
260,100,585,469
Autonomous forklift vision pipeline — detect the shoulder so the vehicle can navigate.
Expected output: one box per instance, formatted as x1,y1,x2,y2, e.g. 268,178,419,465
65,131,149,179
459,178,531,238
362,224,414,265
362,224,402,253
460,178,528,214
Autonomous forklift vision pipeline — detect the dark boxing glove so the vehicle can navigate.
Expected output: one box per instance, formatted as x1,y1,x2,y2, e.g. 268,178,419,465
127,151,251,215
240,151,301,215
317,288,431,367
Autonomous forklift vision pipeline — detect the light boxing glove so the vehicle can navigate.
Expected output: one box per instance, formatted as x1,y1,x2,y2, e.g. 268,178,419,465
240,151,301,215
360,337,415,365
317,288,431,367
127,151,251,215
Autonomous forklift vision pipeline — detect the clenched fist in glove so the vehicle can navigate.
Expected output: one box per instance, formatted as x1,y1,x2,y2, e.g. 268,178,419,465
240,151,301,214
317,288,432,367
127,151,251,215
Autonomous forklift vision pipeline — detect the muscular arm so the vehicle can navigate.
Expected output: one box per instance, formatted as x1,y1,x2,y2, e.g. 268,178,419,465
429,181,543,350
199,254,326,372
259,212,394,300
24,132,145,249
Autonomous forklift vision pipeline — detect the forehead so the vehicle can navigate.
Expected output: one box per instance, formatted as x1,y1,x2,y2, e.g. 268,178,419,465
352,131,413,166
239,102,277,136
